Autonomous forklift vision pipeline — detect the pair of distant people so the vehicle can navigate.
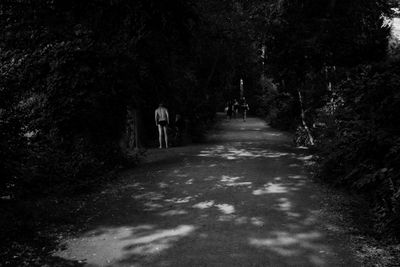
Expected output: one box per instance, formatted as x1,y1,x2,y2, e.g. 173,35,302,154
226,99,240,120
226,97,249,121
154,103,184,148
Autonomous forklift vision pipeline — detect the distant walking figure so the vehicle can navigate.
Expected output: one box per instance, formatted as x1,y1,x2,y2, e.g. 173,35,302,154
241,97,249,122
155,103,169,148
233,99,239,119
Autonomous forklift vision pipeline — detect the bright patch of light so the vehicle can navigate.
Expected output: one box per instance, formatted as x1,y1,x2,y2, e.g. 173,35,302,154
215,204,235,214
158,182,168,188
164,196,193,204
288,175,305,179
192,200,215,209
54,225,196,266
248,231,325,257
157,210,188,216
130,225,195,245
221,175,240,182
220,175,252,187
276,198,292,211
251,217,265,226
143,202,163,210
253,183,288,195
392,17,400,40
185,179,194,185
298,155,313,161
198,146,293,160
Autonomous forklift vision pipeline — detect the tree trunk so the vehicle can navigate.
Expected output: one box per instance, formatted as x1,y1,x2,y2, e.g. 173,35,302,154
123,106,140,152
297,89,315,146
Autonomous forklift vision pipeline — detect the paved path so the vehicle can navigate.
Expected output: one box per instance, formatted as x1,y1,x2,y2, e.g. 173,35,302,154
55,115,358,266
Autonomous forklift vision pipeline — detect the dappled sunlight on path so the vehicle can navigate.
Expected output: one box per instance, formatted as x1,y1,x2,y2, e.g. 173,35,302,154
54,115,358,266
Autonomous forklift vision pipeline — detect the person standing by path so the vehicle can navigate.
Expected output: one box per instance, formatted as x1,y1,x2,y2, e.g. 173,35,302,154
155,103,169,148
233,99,239,119
241,97,249,122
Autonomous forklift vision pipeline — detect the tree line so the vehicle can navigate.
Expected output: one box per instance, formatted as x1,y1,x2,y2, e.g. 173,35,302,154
256,0,400,238
0,0,253,198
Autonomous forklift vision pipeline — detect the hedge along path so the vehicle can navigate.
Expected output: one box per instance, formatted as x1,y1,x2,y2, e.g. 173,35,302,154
54,114,358,266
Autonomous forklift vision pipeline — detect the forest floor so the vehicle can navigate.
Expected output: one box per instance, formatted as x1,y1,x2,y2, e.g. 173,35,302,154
44,113,400,267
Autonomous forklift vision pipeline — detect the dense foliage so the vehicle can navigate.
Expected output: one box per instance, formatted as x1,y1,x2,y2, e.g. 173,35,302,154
259,0,391,129
0,0,253,198
1,0,149,197
257,0,400,238
316,60,400,238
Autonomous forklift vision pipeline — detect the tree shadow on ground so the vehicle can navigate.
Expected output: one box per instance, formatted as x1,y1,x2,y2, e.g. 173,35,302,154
54,118,357,266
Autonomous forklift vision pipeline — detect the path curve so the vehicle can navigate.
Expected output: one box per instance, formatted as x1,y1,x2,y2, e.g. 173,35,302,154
55,115,358,266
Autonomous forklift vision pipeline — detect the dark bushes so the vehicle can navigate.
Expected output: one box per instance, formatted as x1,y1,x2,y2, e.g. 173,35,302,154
0,0,237,199
255,0,400,237
315,60,400,238
0,21,133,199
263,91,300,131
